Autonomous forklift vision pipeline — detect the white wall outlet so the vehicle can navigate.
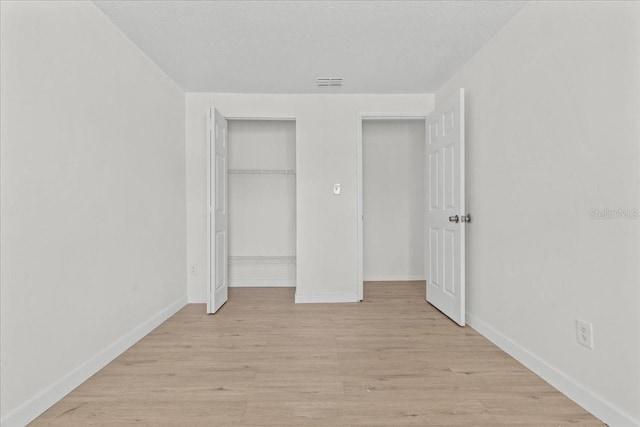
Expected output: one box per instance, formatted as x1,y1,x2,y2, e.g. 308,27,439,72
333,183,341,195
190,264,198,276
576,319,593,349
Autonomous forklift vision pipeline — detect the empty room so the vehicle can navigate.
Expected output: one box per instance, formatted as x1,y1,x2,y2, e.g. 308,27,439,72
1,1,639,426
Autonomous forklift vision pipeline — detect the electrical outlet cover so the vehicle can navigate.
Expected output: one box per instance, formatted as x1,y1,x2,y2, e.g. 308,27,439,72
576,319,593,349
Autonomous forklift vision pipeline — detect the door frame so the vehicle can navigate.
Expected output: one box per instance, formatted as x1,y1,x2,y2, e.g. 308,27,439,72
206,112,298,310
356,112,430,301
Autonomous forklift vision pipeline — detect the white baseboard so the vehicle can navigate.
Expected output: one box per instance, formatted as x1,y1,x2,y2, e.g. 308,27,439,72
466,312,638,427
294,292,358,304
230,279,296,288
1,296,188,427
188,294,206,304
187,283,206,303
363,276,426,282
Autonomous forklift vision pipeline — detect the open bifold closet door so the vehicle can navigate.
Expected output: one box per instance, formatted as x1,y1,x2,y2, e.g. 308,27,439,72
208,112,296,314
208,108,229,314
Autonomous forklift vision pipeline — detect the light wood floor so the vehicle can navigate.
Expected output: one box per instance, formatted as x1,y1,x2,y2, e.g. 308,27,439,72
32,282,602,426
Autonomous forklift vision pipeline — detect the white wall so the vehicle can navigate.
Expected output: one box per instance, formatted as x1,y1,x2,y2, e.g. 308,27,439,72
363,120,425,281
0,2,186,425
186,94,433,303
437,2,640,425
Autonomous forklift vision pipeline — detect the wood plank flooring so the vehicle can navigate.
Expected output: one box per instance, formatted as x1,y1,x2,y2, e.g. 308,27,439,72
32,282,602,426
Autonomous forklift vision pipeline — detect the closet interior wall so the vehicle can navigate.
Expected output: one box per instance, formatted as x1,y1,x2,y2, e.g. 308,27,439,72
227,120,297,287
363,119,426,282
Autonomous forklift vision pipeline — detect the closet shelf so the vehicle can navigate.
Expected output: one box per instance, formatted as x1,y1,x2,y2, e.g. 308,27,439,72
228,255,297,265
228,169,296,175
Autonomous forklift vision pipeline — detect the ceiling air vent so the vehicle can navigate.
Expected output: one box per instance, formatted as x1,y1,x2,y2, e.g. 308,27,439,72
317,77,343,87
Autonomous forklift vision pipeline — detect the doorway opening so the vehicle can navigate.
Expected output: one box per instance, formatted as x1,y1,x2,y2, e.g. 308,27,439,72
207,112,297,314
356,90,465,326
357,114,428,301
226,119,297,288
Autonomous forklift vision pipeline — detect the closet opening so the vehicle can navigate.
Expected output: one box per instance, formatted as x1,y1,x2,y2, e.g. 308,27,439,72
357,116,427,300
226,119,297,289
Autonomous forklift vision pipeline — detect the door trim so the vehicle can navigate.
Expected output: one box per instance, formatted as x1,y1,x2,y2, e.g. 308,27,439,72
356,112,430,301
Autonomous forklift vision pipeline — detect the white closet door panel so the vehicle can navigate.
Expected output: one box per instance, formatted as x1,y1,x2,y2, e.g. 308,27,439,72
425,89,465,326
208,108,229,314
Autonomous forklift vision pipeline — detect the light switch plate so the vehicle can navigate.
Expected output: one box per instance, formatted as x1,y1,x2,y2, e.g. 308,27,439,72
333,184,341,195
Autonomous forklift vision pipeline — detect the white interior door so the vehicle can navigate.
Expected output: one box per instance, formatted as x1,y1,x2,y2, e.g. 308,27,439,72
425,89,466,326
208,108,229,314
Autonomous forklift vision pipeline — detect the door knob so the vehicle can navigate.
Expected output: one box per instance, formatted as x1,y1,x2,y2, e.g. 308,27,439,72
448,214,471,224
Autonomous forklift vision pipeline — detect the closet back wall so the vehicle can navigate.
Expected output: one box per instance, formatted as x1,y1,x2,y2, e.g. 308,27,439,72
363,119,425,282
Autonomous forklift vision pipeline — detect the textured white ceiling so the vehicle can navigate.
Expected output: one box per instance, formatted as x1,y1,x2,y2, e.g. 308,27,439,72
94,1,525,93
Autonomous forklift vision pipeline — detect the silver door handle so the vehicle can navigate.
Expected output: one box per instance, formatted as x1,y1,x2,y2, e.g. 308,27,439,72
449,214,471,224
